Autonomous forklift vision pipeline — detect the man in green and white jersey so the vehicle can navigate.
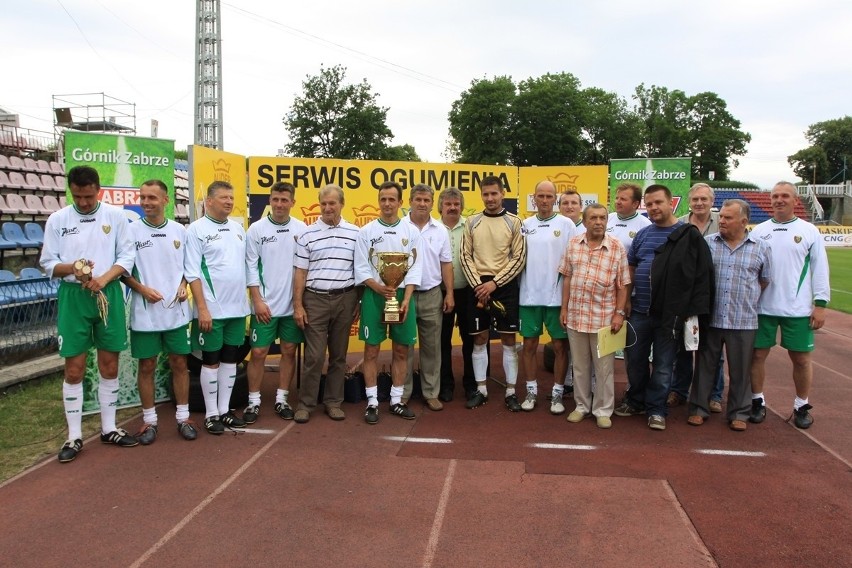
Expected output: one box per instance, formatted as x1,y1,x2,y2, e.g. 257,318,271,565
185,181,250,435
606,182,651,251
560,189,586,235
122,180,196,444
40,165,138,463
749,181,830,429
519,180,576,414
354,181,422,424
243,182,307,424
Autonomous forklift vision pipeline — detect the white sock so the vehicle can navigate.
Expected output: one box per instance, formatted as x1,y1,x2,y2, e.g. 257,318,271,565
276,389,288,405
199,366,219,418
217,362,237,415
366,386,378,407
63,381,84,440
142,407,158,426
752,392,765,405
477,383,488,396
390,385,404,405
526,380,537,395
552,384,564,398
794,396,808,411
175,404,190,424
472,343,488,381
503,344,518,390
248,391,261,407
98,377,119,434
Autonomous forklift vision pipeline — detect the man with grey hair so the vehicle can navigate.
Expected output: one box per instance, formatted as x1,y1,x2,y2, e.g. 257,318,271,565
293,184,360,423
668,182,724,410
687,199,771,431
438,187,482,401
403,184,454,410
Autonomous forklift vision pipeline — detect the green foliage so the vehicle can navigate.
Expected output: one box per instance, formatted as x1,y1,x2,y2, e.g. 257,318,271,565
788,117,852,184
284,64,393,160
633,84,691,159
448,76,516,164
379,144,420,162
580,87,643,164
174,149,188,161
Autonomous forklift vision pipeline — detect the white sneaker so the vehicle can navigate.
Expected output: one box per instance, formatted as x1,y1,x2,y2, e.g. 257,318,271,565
521,389,536,411
550,398,565,415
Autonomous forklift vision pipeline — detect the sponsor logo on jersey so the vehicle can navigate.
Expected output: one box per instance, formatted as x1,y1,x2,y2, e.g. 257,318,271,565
218,227,230,232
402,238,409,246
80,218,96,223
370,236,384,246
173,240,181,249
794,235,802,243
261,235,278,245
102,225,111,234
553,230,561,237
136,240,154,250
629,231,636,238
276,229,289,233
150,233,166,237
61,227,79,237
205,233,222,244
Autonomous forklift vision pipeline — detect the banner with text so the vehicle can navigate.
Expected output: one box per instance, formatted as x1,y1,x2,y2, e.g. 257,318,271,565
518,165,609,218
608,158,692,217
64,131,175,412
188,145,249,226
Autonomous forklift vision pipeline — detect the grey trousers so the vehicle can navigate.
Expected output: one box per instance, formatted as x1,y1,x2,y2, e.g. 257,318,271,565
404,286,443,399
689,327,755,422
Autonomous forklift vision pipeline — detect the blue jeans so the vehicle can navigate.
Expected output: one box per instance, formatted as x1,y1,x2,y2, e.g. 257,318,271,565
625,311,678,417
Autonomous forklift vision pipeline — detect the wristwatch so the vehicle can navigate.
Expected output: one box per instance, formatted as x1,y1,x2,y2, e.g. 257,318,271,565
615,309,626,316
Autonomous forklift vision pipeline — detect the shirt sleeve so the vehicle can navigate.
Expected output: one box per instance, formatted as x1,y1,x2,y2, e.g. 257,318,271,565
809,227,831,303
493,216,527,287
353,228,373,285
245,225,261,288
183,225,203,284
39,213,62,278
403,229,422,288
112,211,135,275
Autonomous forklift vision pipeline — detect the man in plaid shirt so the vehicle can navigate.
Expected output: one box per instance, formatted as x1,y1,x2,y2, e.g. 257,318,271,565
559,204,630,428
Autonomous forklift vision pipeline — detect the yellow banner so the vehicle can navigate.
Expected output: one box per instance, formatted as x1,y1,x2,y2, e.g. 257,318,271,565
188,145,249,227
517,165,609,219
247,157,518,221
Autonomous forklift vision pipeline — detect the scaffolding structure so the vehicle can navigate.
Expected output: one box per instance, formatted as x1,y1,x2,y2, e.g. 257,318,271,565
51,92,137,160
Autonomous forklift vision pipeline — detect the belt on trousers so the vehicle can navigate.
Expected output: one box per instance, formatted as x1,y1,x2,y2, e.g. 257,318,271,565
306,285,355,296
415,285,440,294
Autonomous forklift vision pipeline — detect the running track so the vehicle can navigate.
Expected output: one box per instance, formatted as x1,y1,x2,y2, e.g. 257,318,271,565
1,311,850,567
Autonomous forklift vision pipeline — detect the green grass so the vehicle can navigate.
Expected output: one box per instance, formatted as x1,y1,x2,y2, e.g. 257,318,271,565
0,373,138,482
827,248,852,314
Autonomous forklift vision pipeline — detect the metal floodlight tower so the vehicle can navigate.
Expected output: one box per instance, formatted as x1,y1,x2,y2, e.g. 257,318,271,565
194,0,223,149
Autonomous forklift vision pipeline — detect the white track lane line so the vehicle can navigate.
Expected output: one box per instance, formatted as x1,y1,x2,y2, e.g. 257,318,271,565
422,459,457,568
383,436,453,444
528,443,598,450
128,422,296,568
694,449,766,457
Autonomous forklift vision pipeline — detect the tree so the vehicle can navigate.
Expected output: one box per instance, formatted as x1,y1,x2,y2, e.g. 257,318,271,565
685,92,751,180
283,64,392,159
788,117,852,183
379,144,420,162
447,76,516,164
633,83,691,158
579,87,643,164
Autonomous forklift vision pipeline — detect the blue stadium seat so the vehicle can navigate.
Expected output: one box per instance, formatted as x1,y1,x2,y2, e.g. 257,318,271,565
1,222,40,250
24,222,45,246
0,269,39,305
19,266,58,299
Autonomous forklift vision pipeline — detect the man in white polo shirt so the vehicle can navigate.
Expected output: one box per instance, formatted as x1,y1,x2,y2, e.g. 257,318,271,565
403,184,453,411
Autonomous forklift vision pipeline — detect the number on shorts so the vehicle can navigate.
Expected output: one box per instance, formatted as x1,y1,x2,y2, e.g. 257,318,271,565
251,328,258,342
474,317,480,330
198,333,205,346
57,335,63,350
363,326,369,340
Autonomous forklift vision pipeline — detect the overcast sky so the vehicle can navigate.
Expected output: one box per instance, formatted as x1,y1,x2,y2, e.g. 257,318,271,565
4,0,851,187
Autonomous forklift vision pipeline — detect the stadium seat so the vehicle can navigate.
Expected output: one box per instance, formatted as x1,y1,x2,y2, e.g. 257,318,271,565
24,223,45,245
23,158,39,173
35,159,51,174
6,171,25,190
49,161,64,175
7,156,25,171
6,194,37,216
59,195,66,208
2,222,41,249
25,196,51,216
0,154,11,170
42,195,61,213
25,173,46,192
39,174,58,192
54,175,66,192
0,170,15,189
0,269,39,304
0,194,19,216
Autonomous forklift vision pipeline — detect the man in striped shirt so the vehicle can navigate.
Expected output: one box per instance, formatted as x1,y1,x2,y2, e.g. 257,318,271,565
293,184,360,423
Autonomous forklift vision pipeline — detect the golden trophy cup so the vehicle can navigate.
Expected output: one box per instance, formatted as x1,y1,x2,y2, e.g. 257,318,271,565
369,248,417,324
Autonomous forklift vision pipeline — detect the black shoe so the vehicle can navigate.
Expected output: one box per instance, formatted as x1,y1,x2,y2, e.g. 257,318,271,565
177,420,198,441
614,401,643,417
749,398,766,424
204,416,225,435
220,410,246,429
563,384,574,399
136,423,158,445
243,405,259,425
364,405,379,425
438,389,454,403
390,402,416,420
274,402,295,420
791,404,813,429
505,394,522,412
466,391,488,409
58,439,82,463
100,428,139,447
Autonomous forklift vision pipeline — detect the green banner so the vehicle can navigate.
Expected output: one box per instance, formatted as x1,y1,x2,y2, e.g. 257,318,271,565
608,158,692,217
64,132,175,413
